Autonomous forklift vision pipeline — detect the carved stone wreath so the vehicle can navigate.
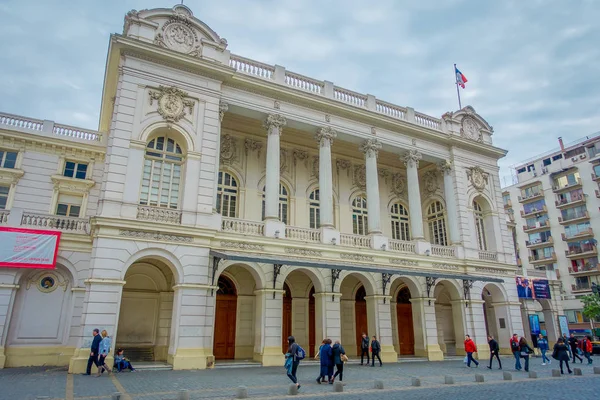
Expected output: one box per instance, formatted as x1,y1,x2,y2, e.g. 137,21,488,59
466,166,489,191
154,14,201,57
312,156,320,178
353,165,367,189
391,173,406,197
460,116,483,143
220,134,237,164
423,171,439,196
149,86,194,122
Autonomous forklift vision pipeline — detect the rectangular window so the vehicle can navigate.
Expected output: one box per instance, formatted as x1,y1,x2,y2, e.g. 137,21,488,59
517,167,526,173
0,186,9,209
63,161,88,179
0,150,18,169
594,164,600,177
55,193,83,217
523,199,545,214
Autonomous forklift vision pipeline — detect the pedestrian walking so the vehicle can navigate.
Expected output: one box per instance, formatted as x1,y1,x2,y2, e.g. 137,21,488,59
510,333,522,371
464,334,479,368
285,336,303,390
486,335,502,369
552,338,573,375
370,335,382,367
562,334,572,359
582,335,593,364
537,333,551,365
96,330,113,377
360,333,370,366
331,340,346,384
83,328,102,376
568,333,583,363
316,338,333,384
519,337,533,372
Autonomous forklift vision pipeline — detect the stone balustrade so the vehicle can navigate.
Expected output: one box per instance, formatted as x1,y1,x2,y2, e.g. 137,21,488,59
431,244,456,258
340,233,372,248
285,226,321,242
229,54,274,79
21,212,90,234
478,250,498,262
285,72,324,94
137,205,182,224
0,210,10,225
388,239,416,254
221,217,265,236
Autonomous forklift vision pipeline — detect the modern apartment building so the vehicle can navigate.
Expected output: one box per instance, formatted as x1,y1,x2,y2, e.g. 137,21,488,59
503,134,600,335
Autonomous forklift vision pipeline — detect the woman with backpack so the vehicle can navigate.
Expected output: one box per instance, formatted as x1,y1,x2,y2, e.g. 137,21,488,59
285,336,303,390
519,337,534,372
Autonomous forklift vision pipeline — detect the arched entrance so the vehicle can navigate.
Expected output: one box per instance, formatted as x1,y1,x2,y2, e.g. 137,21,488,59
117,260,175,362
434,280,464,356
282,283,292,353
282,270,320,357
214,275,237,360
339,273,374,357
354,286,368,356
396,287,414,355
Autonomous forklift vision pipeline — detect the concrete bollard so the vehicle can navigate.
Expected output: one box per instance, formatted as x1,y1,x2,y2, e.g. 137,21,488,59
444,376,454,384
503,371,512,381
528,371,538,379
552,369,561,377
288,384,298,396
594,366,600,375
411,377,421,387
111,393,121,400
574,368,582,376
177,389,190,400
475,374,484,383
333,381,344,392
374,379,384,389
236,386,248,399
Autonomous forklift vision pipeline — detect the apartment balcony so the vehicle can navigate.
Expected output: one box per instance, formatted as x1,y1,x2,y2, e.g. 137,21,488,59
520,205,548,218
518,192,544,203
553,178,582,193
555,195,586,209
558,211,590,225
565,246,598,259
504,199,512,208
592,173,600,182
568,264,600,276
528,252,557,265
526,236,554,249
571,284,592,294
561,228,594,241
522,220,550,233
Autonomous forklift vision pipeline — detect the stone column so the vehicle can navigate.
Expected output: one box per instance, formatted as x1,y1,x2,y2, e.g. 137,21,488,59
291,298,310,348
262,114,287,238
404,150,429,254
360,139,387,249
253,289,285,366
365,295,398,362
409,297,444,360
450,300,468,356
465,299,488,360
439,160,460,244
0,283,19,368
213,101,228,211
316,127,340,244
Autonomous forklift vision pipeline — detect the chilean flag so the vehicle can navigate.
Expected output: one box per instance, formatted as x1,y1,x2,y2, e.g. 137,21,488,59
455,67,467,89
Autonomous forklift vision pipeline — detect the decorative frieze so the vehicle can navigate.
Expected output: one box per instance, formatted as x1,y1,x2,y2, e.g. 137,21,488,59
391,173,406,197
119,229,193,243
220,241,264,251
422,170,439,196
475,267,511,275
432,263,460,271
353,165,366,189
284,247,322,257
341,253,374,262
220,134,237,164
389,258,419,267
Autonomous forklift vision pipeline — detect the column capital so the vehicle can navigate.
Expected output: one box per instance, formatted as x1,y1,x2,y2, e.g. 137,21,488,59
360,138,382,158
438,159,453,175
315,126,337,147
263,113,287,133
403,149,422,168
219,100,229,122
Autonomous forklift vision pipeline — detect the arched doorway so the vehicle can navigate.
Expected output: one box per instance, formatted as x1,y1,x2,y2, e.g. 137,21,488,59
434,281,464,356
214,275,237,360
117,261,175,362
354,286,368,356
396,287,415,355
282,283,292,353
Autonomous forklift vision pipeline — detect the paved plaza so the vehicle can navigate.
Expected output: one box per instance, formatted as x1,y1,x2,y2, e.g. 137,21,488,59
1,357,599,400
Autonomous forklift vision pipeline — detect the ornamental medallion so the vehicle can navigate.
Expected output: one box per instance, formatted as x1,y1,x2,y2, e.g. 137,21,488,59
149,86,195,122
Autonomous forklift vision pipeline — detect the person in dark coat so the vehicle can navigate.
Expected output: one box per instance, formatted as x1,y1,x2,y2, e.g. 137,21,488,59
360,333,370,366
553,337,573,374
83,328,102,375
568,333,583,363
331,340,346,383
316,339,333,384
519,337,533,372
371,335,382,367
285,336,301,390
487,335,502,369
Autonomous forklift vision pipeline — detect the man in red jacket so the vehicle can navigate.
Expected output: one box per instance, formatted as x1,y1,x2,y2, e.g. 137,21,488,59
464,334,479,368
582,335,593,364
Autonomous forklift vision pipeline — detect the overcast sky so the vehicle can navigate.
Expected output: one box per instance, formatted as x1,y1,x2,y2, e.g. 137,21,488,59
1,0,599,185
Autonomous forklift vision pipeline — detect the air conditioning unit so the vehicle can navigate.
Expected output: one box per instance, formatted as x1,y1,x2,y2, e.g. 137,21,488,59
580,154,587,159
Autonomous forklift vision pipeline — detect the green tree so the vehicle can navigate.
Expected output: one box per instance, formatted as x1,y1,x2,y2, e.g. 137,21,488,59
581,294,600,321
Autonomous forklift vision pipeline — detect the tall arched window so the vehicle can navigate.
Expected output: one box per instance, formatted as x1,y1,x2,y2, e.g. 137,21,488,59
309,189,320,229
352,196,368,235
390,203,410,241
427,201,447,246
262,183,290,224
473,200,488,250
217,171,238,217
140,135,183,209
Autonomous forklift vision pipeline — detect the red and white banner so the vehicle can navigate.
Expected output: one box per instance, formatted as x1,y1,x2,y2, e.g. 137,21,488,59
0,227,61,269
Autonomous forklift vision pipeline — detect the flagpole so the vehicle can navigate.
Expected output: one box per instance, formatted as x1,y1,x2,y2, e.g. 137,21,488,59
454,63,462,110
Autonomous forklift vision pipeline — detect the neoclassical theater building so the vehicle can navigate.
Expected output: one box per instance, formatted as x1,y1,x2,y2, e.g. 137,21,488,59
0,5,559,372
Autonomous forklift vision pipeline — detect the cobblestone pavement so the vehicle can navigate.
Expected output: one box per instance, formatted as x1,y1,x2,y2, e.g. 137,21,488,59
1,357,599,400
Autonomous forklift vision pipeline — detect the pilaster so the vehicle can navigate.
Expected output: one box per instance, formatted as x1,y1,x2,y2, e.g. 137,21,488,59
253,289,285,366
439,159,461,244
365,295,397,362
0,283,19,369
313,292,342,342
409,297,444,361
404,150,425,242
263,114,286,227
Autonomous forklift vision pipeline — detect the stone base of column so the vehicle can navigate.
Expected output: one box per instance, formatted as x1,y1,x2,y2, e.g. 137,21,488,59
265,220,286,238
415,241,431,256
370,234,388,250
320,226,340,245
171,348,212,370
380,345,397,363
69,348,95,374
254,347,284,366
425,344,444,361
0,347,5,368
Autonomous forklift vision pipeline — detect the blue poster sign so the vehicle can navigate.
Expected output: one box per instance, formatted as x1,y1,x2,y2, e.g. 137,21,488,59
558,315,569,337
516,276,551,299
529,314,541,335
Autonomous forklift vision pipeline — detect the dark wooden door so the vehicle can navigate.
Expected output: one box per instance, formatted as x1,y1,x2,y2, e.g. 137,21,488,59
282,284,292,353
355,286,368,356
214,276,237,360
397,304,415,355
309,287,315,357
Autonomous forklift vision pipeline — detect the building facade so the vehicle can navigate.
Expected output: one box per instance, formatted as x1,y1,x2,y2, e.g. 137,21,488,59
504,135,600,336
0,5,531,372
